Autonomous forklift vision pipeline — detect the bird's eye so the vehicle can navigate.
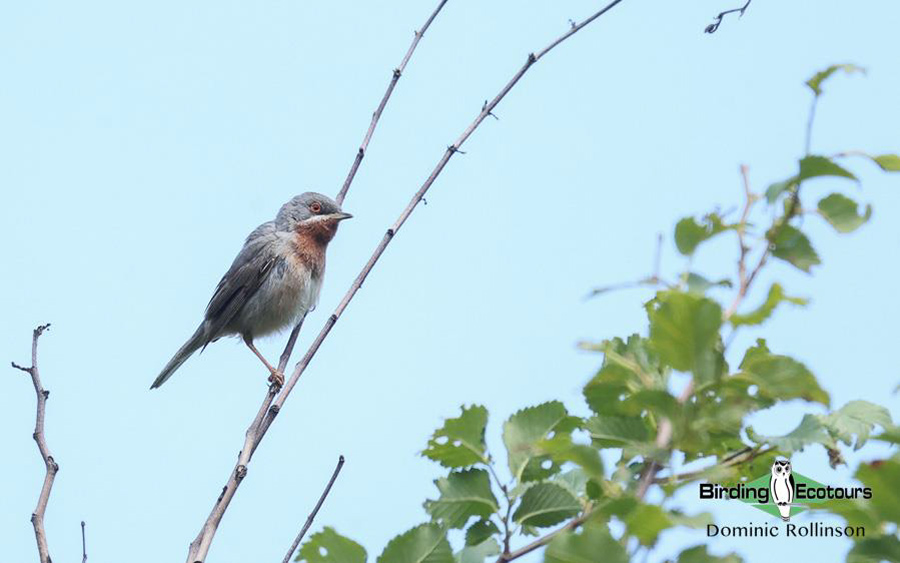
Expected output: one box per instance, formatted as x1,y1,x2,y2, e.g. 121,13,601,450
309,202,322,213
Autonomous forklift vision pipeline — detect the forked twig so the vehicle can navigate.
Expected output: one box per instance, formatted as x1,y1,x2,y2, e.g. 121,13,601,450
11,323,56,563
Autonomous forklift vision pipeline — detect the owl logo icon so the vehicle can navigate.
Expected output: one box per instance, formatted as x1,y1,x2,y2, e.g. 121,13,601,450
770,459,796,521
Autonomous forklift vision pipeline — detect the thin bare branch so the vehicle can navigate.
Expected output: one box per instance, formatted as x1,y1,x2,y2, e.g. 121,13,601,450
82,520,88,563
258,0,628,440
188,1,627,559
184,0,450,557
705,0,753,34
498,511,592,562
335,0,450,206
281,456,346,563
11,323,56,563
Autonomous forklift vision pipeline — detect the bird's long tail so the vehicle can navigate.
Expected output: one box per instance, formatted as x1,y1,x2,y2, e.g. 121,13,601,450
151,325,207,389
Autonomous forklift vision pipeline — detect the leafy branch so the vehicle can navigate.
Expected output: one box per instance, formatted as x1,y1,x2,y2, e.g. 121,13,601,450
293,65,899,563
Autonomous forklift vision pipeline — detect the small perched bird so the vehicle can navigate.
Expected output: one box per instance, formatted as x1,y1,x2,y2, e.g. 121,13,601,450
151,192,352,389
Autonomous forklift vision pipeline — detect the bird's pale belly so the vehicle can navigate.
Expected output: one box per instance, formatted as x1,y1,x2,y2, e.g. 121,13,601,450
233,259,321,338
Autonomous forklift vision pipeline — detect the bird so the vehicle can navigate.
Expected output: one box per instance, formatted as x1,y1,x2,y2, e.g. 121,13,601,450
151,192,352,389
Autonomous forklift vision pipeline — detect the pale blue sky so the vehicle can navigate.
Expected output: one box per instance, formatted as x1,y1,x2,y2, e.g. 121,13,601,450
2,1,899,562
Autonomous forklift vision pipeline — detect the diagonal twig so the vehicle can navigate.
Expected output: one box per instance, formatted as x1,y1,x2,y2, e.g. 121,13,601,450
280,456,346,563
11,323,56,563
184,2,451,561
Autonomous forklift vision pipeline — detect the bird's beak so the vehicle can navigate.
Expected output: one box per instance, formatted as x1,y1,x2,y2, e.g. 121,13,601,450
330,212,353,221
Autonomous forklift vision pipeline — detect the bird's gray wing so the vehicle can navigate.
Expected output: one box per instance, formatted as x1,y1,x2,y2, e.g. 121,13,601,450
204,223,283,339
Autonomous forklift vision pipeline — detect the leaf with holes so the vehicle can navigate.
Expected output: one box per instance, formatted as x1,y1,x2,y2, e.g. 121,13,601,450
674,214,731,256
747,414,834,452
585,415,650,448
730,284,808,327
424,469,499,529
736,340,829,405
423,405,489,468
512,482,581,528
818,193,872,233
503,402,570,482
297,527,366,563
376,524,453,563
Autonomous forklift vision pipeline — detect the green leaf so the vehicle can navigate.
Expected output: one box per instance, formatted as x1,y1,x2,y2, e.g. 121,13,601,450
649,291,724,383
736,340,829,405
454,539,500,563
425,469,499,529
872,153,900,172
747,414,833,452
856,456,900,524
730,284,808,326
544,521,628,563
805,64,865,96
297,527,367,563
848,535,900,563
818,193,872,233
585,415,650,447
683,273,732,295
423,405,489,468
503,402,570,482
769,225,821,273
512,482,581,528
820,400,893,450
766,177,798,204
799,155,858,182
464,520,499,547
377,524,453,563
676,545,743,563
674,214,729,255
623,504,674,546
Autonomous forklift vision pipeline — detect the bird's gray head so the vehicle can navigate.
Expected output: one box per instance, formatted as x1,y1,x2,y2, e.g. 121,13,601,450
275,192,352,232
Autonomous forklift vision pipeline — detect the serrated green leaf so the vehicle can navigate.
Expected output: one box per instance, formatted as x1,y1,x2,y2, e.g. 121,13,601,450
676,545,743,563
377,524,453,563
806,63,865,96
550,468,590,498
454,538,500,563
848,535,900,563
747,414,833,452
872,154,900,172
297,527,367,563
503,402,569,482
818,193,872,233
623,504,674,546
425,469,499,529
674,214,730,256
736,340,829,405
766,177,798,204
649,291,724,383
464,520,499,547
799,155,858,182
539,436,604,479
730,284,808,326
820,401,893,450
512,482,581,528
423,406,489,468
770,225,821,273
544,521,627,563
585,415,650,447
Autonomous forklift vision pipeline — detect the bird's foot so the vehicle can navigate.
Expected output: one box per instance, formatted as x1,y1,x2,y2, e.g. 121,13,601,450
268,369,285,387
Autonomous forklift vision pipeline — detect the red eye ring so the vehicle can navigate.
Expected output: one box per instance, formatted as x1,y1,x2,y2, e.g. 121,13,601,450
309,202,322,213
